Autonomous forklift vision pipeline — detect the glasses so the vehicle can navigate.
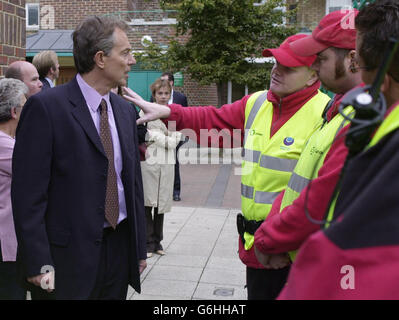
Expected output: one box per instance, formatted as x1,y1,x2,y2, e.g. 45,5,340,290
353,65,373,72
352,57,374,72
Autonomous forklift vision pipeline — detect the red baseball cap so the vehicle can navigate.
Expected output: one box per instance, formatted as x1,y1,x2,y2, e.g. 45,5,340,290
262,34,317,67
290,9,359,56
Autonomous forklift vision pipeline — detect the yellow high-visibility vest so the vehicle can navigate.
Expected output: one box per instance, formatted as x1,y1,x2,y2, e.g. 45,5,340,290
279,106,354,261
368,104,399,148
241,90,330,250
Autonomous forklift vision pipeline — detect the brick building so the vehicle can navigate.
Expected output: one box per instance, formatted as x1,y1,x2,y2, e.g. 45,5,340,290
3,0,353,102
287,0,352,31
0,0,26,77
23,0,218,105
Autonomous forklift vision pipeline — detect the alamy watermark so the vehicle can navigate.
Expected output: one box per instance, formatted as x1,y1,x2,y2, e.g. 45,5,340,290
340,265,355,290
340,8,356,30
40,265,55,290
144,121,270,176
40,5,55,30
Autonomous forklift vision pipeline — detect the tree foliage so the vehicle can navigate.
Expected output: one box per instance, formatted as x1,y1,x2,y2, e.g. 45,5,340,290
136,0,297,93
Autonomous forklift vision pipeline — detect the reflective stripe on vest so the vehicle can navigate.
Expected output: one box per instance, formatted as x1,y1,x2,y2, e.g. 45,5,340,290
287,172,311,194
244,91,268,140
242,183,280,204
259,155,297,172
241,184,254,198
240,90,330,250
243,149,298,172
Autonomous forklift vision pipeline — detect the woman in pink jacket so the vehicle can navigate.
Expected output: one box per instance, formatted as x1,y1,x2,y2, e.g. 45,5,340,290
0,78,27,299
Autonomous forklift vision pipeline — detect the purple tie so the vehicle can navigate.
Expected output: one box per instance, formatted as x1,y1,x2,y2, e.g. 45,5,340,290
99,99,119,229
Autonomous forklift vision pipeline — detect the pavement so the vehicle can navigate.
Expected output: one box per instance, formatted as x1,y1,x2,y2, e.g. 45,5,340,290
128,146,247,300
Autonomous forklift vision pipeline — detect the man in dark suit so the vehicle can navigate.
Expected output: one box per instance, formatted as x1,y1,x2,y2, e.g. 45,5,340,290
160,72,188,201
11,16,147,300
32,50,60,90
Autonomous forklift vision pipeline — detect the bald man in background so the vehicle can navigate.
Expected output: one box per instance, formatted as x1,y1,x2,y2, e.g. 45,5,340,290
5,61,42,97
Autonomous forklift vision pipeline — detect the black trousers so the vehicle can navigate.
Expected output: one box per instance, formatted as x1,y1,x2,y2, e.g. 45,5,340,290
246,266,290,300
145,207,164,252
89,219,130,300
173,141,185,196
0,247,26,300
31,220,130,300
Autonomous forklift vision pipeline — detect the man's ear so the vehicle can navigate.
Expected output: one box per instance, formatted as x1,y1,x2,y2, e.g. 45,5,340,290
348,50,359,73
93,51,106,69
306,70,319,87
380,74,391,95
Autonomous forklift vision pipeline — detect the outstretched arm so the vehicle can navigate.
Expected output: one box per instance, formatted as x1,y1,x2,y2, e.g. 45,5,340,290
123,86,250,148
123,87,171,124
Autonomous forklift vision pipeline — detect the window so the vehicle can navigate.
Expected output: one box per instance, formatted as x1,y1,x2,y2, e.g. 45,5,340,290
288,4,297,24
326,0,352,14
253,0,268,6
26,3,40,30
253,0,287,25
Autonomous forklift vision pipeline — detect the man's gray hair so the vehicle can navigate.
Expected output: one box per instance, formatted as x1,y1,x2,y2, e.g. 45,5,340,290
0,78,28,123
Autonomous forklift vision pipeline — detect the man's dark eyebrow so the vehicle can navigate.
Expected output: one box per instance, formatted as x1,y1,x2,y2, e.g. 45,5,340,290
122,48,132,55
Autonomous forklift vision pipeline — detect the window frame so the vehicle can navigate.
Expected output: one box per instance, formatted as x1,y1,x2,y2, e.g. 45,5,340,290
26,3,40,31
325,0,353,14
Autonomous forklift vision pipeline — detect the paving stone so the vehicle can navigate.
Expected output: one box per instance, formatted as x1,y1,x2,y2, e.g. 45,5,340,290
140,279,198,299
193,283,247,300
146,265,204,282
200,267,246,286
156,253,208,268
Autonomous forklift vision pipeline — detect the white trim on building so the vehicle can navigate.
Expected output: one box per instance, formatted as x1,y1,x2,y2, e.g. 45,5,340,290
26,3,40,30
326,0,353,14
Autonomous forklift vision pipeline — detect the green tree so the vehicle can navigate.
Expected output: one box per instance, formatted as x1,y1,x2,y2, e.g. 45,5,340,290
136,0,297,106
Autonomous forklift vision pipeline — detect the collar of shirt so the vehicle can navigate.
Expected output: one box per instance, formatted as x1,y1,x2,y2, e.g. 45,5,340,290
45,77,55,88
76,73,111,113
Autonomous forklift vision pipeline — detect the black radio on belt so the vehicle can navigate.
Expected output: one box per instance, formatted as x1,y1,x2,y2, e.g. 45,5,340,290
236,213,263,245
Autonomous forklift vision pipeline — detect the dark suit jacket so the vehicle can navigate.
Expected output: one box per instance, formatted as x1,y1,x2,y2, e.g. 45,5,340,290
172,90,188,107
11,77,146,299
40,77,51,91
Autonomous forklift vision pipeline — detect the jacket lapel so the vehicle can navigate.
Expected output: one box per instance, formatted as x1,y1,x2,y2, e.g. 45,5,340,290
68,78,106,157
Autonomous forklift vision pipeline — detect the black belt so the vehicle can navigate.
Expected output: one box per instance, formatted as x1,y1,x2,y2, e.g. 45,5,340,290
236,213,263,245
103,219,127,238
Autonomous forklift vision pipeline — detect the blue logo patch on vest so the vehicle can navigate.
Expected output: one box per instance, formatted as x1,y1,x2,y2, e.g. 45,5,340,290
283,137,294,146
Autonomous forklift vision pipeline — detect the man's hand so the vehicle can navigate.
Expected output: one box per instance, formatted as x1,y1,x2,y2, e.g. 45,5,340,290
27,271,55,292
138,259,147,274
122,87,171,124
268,253,291,269
254,246,291,270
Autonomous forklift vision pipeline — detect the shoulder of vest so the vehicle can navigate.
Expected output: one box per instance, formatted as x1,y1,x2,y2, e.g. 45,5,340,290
312,90,331,103
245,90,269,115
247,90,268,104
368,103,399,148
